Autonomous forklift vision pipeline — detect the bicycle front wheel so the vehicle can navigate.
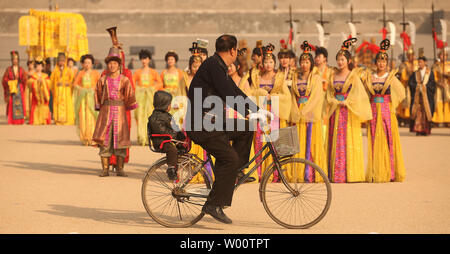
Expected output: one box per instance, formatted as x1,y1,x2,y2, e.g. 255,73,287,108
260,157,332,229
141,154,211,228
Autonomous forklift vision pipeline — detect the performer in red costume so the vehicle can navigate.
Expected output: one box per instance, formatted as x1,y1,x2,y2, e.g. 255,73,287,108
101,27,136,169
2,51,27,125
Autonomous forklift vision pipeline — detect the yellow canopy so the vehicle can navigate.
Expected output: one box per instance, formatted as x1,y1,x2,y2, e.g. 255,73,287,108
19,9,89,61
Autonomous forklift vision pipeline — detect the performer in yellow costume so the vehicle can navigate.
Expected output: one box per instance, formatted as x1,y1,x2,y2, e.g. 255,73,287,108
28,57,51,125
361,39,406,183
288,41,327,183
25,59,36,120
133,49,163,146
397,48,418,126
50,52,75,125
73,54,100,145
325,38,372,183
240,40,265,92
240,44,291,182
432,49,450,126
161,51,184,124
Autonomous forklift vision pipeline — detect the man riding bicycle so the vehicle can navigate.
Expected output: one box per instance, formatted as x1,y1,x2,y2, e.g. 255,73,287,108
185,34,272,224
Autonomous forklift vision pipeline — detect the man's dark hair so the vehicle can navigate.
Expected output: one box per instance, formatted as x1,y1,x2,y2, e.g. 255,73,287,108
215,34,237,52
418,56,427,62
315,47,328,59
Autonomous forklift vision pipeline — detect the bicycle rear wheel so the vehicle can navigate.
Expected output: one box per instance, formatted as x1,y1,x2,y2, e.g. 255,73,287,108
141,154,211,228
260,157,332,229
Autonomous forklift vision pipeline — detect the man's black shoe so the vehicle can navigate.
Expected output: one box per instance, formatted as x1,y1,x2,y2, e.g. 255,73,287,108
202,204,232,224
237,170,256,183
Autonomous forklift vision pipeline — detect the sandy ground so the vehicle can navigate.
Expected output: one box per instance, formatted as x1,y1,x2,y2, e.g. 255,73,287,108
0,99,449,234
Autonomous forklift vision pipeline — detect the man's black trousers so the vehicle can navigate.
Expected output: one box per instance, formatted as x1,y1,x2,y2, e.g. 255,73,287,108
187,119,254,207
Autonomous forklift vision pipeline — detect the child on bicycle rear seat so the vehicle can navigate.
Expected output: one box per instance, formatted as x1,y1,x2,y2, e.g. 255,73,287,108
148,90,187,180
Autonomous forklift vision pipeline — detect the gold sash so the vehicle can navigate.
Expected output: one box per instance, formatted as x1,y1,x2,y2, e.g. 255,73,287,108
8,80,18,94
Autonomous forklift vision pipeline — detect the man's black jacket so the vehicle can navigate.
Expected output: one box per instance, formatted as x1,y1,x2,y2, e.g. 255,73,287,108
185,53,259,131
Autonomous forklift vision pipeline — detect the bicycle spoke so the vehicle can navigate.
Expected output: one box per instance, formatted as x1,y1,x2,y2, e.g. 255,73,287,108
142,156,210,228
261,158,331,229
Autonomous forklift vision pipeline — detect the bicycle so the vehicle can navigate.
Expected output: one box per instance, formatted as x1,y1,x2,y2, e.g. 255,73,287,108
142,119,332,229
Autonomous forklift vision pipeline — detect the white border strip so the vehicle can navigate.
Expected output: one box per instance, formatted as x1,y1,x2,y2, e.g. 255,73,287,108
0,8,436,14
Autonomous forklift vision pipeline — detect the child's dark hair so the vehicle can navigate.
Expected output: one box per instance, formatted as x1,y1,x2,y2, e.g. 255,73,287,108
153,90,173,111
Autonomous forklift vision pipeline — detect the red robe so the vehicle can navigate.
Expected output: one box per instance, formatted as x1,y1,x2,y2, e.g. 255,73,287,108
101,67,135,165
2,66,26,124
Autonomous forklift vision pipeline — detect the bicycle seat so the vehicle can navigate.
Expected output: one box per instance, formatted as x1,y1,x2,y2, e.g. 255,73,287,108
148,129,191,154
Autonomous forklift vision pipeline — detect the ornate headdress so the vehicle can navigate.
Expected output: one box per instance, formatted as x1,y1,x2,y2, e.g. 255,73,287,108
376,39,390,61
264,43,275,59
300,41,313,61
189,42,200,56
338,37,358,56
106,26,127,70
105,47,122,64
188,42,202,65
106,27,122,49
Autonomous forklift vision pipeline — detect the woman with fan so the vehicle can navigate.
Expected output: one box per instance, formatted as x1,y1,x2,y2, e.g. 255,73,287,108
288,41,328,183
361,39,406,183
325,38,372,183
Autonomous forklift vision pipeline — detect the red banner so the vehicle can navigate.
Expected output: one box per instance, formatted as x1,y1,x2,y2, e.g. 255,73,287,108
400,32,411,51
433,28,448,49
380,27,388,40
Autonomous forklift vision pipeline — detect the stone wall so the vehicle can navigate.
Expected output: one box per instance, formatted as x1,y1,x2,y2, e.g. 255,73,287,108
1,0,449,70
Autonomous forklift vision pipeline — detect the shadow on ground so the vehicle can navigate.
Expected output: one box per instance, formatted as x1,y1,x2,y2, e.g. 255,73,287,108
9,139,82,146
36,204,220,230
3,160,154,180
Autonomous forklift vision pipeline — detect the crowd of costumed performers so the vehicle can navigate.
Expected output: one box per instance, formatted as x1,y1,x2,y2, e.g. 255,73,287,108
4,24,448,181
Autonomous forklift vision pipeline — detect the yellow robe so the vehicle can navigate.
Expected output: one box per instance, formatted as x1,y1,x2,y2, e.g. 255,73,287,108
50,66,75,125
432,61,450,123
133,68,162,145
289,69,328,183
325,68,372,183
362,70,406,182
397,60,417,119
241,70,292,182
28,73,51,125
73,70,100,145
317,65,334,141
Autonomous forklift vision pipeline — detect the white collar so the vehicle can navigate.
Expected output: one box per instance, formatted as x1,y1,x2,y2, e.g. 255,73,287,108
374,72,388,79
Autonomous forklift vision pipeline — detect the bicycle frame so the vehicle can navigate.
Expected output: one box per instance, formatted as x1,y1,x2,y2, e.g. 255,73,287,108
178,129,298,198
